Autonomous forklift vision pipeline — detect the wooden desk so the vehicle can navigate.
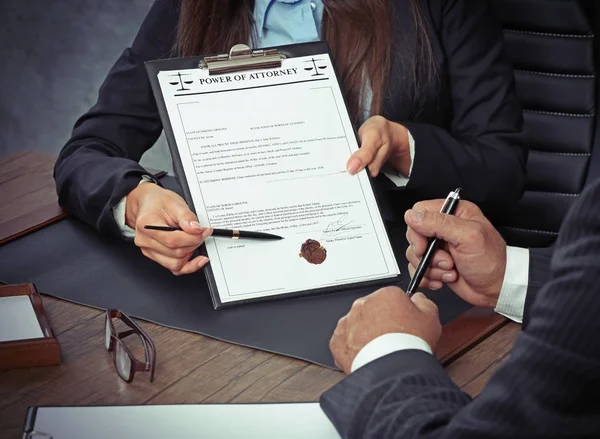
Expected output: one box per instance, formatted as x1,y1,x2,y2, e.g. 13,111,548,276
0,152,521,439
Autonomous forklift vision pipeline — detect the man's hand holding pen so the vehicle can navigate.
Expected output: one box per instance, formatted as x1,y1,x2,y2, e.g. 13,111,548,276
328,190,515,375
330,189,465,374
405,199,508,309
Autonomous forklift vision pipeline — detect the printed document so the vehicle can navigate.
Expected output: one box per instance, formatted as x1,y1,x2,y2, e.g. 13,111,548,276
157,53,399,304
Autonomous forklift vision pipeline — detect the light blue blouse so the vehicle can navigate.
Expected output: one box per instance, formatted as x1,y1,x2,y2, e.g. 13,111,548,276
253,0,325,48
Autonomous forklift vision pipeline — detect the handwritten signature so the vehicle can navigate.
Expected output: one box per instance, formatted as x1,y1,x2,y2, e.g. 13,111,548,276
322,214,355,237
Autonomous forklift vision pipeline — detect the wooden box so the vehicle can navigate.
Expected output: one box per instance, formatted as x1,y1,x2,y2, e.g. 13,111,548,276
0,283,61,369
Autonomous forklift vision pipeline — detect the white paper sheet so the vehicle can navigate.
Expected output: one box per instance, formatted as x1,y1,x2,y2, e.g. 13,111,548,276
26,403,341,439
0,295,44,342
157,53,399,303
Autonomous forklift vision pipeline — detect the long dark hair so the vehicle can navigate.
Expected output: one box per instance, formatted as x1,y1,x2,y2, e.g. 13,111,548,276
176,0,436,125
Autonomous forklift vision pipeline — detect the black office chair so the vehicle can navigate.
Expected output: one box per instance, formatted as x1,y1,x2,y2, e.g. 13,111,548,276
491,0,598,248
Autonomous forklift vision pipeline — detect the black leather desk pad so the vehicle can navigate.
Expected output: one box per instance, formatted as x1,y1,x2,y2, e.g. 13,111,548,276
0,221,471,368
0,180,471,368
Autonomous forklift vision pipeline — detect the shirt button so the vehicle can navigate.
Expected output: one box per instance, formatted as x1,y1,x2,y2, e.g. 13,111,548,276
310,2,316,10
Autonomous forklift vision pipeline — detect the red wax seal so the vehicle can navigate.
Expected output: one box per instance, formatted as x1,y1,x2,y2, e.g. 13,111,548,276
299,239,327,265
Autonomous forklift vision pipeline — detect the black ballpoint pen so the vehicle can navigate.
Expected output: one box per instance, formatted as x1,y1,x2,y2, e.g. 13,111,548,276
406,188,462,297
143,225,283,240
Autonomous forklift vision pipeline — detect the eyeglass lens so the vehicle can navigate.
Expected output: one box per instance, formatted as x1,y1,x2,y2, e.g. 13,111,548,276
104,316,112,350
115,341,132,381
105,314,132,381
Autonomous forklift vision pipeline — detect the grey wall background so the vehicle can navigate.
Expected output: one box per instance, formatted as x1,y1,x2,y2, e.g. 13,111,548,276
0,0,172,172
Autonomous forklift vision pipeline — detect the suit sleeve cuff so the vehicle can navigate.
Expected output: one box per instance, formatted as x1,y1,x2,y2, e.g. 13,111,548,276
494,246,529,323
383,129,415,187
351,332,432,373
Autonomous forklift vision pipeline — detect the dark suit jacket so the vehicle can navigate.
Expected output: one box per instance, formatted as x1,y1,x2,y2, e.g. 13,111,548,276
523,246,552,328
319,177,600,438
53,0,525,236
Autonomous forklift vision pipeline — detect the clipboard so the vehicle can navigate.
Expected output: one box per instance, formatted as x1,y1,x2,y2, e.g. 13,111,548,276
144,41,401,309
22,402,341,439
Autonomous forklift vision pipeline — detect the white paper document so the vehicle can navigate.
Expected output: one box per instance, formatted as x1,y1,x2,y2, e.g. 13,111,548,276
157,53,399,304
0,295,44,342
26,403,341,439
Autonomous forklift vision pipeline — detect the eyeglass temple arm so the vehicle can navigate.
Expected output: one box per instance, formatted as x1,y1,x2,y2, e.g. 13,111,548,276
116,329,152,360
117,329,137,339
119,314,155,351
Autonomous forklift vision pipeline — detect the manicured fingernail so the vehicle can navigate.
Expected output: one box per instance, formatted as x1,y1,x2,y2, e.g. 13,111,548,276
442,273,455,282
190,221,202,229
346,158,361,174
437,260,450,270
409,209,423,223
198,257,209,267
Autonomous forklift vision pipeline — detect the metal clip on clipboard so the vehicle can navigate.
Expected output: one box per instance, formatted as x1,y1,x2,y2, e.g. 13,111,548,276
199,44,286,75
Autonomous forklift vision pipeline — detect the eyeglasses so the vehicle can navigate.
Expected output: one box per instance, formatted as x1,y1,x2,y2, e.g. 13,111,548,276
104,309,156,383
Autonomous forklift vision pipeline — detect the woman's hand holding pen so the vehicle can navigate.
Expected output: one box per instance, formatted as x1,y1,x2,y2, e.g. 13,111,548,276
346,115,412,178
404,199,507,309
126,182,212,275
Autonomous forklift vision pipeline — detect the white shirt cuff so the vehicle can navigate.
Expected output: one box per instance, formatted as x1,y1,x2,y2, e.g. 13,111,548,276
113,195,136,238
383,129,415,187
113,176,154,238
494,246,529,323
351,332,432,373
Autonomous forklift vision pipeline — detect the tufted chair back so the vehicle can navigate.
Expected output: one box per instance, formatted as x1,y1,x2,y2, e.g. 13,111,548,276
492,0,597,247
